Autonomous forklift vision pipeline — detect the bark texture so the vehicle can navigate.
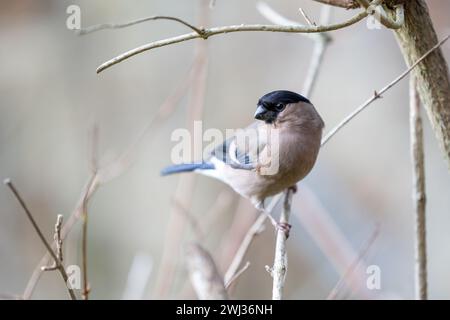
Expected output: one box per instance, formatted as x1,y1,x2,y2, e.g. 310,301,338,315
394,0,450,171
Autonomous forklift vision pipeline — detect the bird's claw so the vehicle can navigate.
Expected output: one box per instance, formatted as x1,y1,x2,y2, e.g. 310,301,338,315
276,222,292,238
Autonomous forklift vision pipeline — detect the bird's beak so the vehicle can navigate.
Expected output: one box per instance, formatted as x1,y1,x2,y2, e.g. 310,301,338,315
254,105,267,120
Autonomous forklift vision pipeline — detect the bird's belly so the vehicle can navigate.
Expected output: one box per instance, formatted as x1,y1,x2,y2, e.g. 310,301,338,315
222,163,311,201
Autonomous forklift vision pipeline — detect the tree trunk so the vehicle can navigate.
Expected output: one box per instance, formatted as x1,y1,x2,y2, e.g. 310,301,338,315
394,0,450,171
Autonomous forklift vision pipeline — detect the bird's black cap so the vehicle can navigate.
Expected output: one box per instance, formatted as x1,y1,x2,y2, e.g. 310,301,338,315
258,90,310,106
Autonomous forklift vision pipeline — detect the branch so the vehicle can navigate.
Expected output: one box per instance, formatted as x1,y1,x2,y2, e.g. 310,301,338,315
81,173,97,300
78,15,205,36
321,34,450,146
394,0,450,171
224,261,250,290
409,75,428,300
96,10,369,73
3,179,77,300
186,244,228,300
312,0,360,9
41,215,64,271
266,189,294,300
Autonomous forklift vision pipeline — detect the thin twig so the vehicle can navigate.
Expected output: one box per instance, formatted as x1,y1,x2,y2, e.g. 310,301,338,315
78,15,205,36
81,127,100,300
321,34,450,146
4,179,77,300
311,0,360,9
303,5,332,95
225,261,250,290
41,215,64,271
299,8,316,26
22,174,99,299
327,224,380,300
96,10,368,73
409,75,427,300
81,173,97,300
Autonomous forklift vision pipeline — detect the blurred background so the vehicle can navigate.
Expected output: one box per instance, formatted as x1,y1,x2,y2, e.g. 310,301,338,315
0,0,449,300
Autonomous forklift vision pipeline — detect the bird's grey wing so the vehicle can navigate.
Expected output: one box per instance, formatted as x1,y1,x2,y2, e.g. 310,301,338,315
210,122,267,169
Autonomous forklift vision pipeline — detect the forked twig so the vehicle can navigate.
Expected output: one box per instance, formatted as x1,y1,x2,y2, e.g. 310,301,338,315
4,179,77,300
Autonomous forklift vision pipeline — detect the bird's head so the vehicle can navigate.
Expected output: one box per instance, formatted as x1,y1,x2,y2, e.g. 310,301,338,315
254,90,312,124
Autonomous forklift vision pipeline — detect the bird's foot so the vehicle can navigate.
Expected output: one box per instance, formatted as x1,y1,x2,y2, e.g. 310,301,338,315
267,217,292,238
276,222,292,238
288,185,297,193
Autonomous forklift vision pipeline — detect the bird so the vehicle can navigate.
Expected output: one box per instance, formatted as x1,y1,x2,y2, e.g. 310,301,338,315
161,90,324,231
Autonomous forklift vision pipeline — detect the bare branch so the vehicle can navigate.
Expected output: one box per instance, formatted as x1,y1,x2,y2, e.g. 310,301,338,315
225,261,250,290
186,244,228,300
267,189,294,300
4,179,77,300
394,0,450,171
78,15,206,36
321,34,450,146
409,75,427,300
299,8,316,26
311,0,360,9
81,173,97,300
96,10,368,73
41,215,64,271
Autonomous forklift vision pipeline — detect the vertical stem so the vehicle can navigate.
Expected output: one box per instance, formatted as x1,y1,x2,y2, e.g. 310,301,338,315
409,75,428,300
271,189,294,300
82,212,89,299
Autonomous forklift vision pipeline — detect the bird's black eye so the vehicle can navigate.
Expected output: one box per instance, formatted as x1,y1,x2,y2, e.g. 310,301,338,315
275,103,285,111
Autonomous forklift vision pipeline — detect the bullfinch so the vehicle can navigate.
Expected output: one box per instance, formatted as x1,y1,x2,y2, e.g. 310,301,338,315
161,90,324,229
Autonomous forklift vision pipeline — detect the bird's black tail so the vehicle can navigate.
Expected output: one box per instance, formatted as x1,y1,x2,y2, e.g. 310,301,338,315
160,162,215,176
